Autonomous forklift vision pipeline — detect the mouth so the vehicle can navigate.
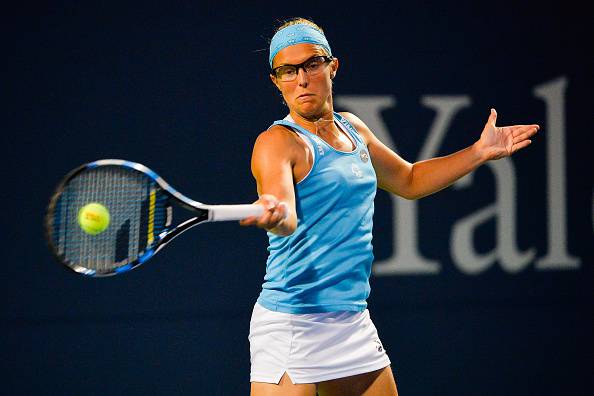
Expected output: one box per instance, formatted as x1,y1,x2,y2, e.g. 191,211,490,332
297,93,315,100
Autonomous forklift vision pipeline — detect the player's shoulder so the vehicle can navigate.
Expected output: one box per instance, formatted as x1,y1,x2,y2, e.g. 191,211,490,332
338,111,360,122
254,124,302,151
257,124,299,141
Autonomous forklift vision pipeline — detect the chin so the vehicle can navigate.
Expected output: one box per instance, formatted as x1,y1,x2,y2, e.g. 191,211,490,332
296,104,326,120
298,110,323,121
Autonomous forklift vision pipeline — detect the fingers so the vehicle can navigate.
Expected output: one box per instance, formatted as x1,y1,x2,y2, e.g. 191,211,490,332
255,199,287,230
239,194,288,231
265,202,288,227
509,125,538,153
488,108,498,127
510,125,539,143
511,124,540,133
512,128,538,144
504,124,539,155
239,215,259,226
511,139,532,153
508,124,540,129
487,108,540,135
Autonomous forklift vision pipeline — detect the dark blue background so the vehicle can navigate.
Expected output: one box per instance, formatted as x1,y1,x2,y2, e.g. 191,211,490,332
4,2,592,395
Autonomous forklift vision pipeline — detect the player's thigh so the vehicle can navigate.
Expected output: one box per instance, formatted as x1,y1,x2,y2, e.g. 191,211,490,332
317,366,398,396
251,373,317,396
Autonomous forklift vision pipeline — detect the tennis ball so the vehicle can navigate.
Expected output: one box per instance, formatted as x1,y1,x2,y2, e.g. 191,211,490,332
78,202,110,235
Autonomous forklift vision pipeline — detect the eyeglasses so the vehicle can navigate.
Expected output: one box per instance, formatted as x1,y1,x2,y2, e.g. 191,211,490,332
271,55,334,82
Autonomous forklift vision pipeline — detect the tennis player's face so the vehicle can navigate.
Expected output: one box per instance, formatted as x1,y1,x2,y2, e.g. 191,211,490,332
271,44,338,119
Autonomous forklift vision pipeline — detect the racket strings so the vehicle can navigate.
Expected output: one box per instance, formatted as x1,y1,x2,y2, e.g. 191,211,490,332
50,166,169,274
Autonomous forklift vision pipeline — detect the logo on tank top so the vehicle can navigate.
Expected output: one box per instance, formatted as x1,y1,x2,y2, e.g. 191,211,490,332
360,150,369,163
311,136,325,156
351,163,363,178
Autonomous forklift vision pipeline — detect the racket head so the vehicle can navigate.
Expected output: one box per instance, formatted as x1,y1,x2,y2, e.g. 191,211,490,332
45,160,174,276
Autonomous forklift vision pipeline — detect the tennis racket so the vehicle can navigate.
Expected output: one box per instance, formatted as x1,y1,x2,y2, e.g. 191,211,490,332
45,159,263,277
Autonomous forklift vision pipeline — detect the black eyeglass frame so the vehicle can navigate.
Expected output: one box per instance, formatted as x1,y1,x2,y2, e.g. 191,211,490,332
270,55,334,80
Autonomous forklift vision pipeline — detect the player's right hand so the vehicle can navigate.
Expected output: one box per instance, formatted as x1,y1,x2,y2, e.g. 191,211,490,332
240,194,289,232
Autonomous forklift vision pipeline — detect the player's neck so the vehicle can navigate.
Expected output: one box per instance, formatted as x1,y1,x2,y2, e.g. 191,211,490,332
290,108,335,135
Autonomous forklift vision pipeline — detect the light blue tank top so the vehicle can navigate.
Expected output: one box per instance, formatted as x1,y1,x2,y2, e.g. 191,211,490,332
257,112,377,313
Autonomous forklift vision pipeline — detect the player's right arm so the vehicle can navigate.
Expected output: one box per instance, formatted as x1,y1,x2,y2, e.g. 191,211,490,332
240,126,299,236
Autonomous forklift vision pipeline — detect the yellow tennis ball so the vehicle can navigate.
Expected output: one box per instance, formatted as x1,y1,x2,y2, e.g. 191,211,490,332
78,202,110,235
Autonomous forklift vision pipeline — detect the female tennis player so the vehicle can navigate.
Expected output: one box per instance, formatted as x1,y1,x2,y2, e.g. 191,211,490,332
241,18,539,396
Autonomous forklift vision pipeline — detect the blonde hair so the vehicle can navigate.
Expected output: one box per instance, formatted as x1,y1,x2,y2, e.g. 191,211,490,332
272,17,330,57
274,17,325,35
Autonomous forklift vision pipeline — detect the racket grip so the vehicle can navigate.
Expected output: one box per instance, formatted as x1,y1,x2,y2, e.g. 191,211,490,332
209,204,265,222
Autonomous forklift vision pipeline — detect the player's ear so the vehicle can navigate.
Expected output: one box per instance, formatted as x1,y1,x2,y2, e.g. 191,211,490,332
270,73,281,91
330,57,339,79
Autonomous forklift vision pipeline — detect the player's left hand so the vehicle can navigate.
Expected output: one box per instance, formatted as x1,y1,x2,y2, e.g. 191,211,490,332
475,108,540,160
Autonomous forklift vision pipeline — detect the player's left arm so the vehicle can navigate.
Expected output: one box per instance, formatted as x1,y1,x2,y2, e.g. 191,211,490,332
341,109,539,200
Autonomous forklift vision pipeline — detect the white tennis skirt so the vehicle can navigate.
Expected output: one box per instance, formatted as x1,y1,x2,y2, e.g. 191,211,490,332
249,302,391,384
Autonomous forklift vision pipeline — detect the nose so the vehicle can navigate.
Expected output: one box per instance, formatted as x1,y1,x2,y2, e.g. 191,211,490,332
296,66,309,87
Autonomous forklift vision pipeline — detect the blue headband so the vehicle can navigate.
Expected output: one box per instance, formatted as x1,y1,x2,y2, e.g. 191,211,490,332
269,23,332,68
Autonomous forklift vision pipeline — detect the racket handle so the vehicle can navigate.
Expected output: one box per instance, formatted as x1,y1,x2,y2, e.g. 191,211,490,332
208,204,265,222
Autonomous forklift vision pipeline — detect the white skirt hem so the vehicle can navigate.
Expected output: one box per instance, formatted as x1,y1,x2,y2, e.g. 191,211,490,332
249,303,392,385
